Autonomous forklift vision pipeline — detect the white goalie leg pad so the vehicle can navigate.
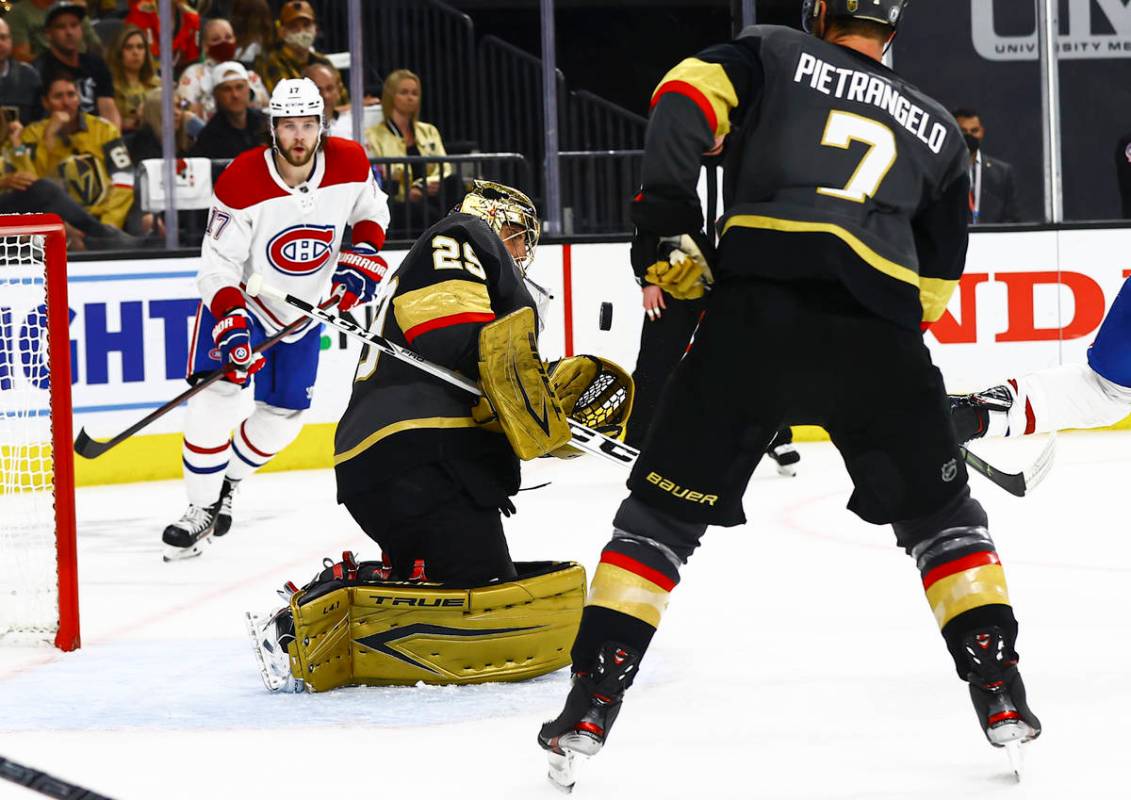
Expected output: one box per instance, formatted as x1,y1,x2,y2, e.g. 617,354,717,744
183,380,244,507
1007,363,1131,436
226,402,305,481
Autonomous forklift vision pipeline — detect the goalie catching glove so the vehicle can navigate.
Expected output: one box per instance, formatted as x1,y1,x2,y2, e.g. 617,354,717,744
546,355,634,458
473,307,572,459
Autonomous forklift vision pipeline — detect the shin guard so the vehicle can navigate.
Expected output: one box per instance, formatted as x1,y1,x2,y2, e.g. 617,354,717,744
226,403,305,482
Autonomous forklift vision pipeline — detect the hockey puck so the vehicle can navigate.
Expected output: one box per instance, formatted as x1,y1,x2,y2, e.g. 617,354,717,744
598,302,613,331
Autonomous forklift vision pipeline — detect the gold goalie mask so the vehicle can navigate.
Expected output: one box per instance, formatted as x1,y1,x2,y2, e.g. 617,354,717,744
459,179,541,272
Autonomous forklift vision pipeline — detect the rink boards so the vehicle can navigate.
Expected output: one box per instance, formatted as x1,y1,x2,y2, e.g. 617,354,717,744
2,226,1127,486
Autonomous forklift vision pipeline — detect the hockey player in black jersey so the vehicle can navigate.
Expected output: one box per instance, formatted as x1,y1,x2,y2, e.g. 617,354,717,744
538,0,1039,789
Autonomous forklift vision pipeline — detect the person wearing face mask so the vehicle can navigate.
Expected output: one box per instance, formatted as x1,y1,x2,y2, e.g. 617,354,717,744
176,17,269,121
953,108,1020,224
256,0,347,103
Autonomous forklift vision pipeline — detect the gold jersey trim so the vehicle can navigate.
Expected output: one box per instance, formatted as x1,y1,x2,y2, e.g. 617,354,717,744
653,58,739,139
393,279,493,339
334,416,481,466
919,276,959,325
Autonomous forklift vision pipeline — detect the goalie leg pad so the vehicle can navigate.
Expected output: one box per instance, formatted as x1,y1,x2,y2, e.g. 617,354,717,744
478,307,572,459
287,562,587,691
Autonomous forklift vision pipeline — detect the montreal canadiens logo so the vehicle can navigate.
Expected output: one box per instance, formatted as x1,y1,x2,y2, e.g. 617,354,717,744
266,225,336,276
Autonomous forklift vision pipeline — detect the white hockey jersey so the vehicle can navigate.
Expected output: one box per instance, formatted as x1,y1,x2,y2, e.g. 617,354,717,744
198,136,391,341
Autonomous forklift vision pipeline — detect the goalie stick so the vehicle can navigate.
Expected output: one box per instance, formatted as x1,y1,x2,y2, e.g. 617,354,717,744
960,434,1057,498
74,291,344,459
245,274,641,468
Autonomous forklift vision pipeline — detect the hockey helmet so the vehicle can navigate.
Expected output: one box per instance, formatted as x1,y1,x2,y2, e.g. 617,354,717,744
458,180,541,272
802,0,908,34
268,77,325,146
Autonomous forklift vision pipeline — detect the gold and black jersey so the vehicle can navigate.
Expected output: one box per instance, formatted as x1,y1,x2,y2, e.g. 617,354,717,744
633,25,970,331
334,213,536,502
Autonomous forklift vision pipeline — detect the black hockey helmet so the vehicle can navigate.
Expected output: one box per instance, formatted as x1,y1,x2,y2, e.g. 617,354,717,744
802,0,908,34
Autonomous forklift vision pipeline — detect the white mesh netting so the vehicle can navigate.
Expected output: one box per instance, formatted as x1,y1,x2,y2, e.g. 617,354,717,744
0,231,61,644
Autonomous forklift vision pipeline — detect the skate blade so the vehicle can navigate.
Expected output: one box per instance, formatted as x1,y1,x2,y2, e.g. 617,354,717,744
775,463,798,477
162,539,208,562
546,749,582,794
1004,740,1023,782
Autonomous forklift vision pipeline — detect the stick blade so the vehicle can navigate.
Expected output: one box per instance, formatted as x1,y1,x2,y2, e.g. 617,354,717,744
73,427,114,459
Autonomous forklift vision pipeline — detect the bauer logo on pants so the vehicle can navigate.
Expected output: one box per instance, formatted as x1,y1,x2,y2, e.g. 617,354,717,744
266,225,337,276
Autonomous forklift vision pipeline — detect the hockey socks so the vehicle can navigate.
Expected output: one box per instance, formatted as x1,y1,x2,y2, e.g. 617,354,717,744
181,381,243,507
226,404,304,482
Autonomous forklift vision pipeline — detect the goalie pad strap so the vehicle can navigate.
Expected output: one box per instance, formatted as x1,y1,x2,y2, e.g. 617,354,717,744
287,562,586,690
478,307,571,460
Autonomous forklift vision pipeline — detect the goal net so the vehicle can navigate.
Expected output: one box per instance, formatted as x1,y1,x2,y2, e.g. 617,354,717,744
0,214,79,650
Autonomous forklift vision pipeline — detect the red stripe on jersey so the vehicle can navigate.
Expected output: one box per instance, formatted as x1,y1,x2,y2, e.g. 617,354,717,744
921,551,1000,591
213,147,288,210
600,550,677,592
319,138,373,188
239,422,273,458
403,311,496,344
651,80,717,135
184,439,230,455
351,219,386,251
186,303,202,377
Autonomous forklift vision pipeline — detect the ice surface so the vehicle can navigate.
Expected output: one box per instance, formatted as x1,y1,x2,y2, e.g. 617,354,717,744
1,432,1128,799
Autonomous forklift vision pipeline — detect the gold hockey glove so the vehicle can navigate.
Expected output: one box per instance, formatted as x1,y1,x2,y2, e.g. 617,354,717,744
478,307,572,459
642,234,714,300
548,355,635,458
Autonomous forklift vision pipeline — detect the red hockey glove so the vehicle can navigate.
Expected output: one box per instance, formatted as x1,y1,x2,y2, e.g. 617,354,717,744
332,245,388,312
211,308,265,385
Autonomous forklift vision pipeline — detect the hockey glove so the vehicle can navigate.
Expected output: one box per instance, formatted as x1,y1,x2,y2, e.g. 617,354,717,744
332,245,388,312
632,232,714,300
211,308,265,385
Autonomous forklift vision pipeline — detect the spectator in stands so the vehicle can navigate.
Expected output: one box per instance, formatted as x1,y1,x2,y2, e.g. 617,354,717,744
303,61,376,151
8,72,134,235
0,18,43,124
176,18,268,121
256,0,346,101
106,24,159,135
231,0,273,65
7,0,102,63
34,1,121,131
128,89,201,162
0,103,135,250
953,107,1021,224
188,60,268,159
366,68,458,227
1116,132,1131,219
124,0,200,74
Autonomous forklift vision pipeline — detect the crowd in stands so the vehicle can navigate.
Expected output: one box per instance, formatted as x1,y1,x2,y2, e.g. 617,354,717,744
0,0,407,251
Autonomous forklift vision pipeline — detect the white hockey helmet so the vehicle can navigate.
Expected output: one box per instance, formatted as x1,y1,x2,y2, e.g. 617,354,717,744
268,77,325,145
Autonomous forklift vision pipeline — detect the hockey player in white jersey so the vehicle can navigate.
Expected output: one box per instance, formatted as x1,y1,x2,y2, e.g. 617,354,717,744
162,77,391,561
951,275,1131,442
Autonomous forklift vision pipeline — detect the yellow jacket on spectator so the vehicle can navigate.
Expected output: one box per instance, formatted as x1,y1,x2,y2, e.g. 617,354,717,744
364,119,453,201
8,113,134,229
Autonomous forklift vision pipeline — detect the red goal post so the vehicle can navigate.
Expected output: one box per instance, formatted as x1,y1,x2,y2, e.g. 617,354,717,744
0,213,79,651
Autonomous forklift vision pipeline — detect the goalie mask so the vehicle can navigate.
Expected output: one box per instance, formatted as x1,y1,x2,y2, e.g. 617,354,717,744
802,0,907,34
459,180,541,272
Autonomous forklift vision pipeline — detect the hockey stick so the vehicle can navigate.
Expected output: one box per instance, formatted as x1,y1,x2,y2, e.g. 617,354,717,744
245,274,640,467
0,753,115,799
960,434,1057,498
73,292,343,459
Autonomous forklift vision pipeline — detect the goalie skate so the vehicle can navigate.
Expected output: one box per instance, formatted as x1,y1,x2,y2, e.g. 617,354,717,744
161,504,218,562
245,610,304,693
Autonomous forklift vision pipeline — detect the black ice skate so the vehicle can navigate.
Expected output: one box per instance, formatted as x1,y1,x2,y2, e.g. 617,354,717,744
963,627,1041,780
212,477,240,537
161,504,218,562
948,385,1014,442
766,437,801,477
538,642,640,793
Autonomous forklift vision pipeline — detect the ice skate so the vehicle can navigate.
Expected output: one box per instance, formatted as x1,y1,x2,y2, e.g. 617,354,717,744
245,597,303,693
212,477,240,538
766,430,800,477
949,384,1014,442
963,627,1040,781
161,504,218,562
538,642,639,793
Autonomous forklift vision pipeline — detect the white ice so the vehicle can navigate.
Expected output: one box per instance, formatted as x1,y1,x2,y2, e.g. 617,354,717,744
1,432,1129,799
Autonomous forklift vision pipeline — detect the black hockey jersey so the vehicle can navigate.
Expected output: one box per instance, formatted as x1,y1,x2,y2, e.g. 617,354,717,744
633,25,970,331
334,213,536,501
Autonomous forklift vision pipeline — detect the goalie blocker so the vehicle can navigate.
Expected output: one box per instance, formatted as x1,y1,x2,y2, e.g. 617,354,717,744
256,557,586,691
